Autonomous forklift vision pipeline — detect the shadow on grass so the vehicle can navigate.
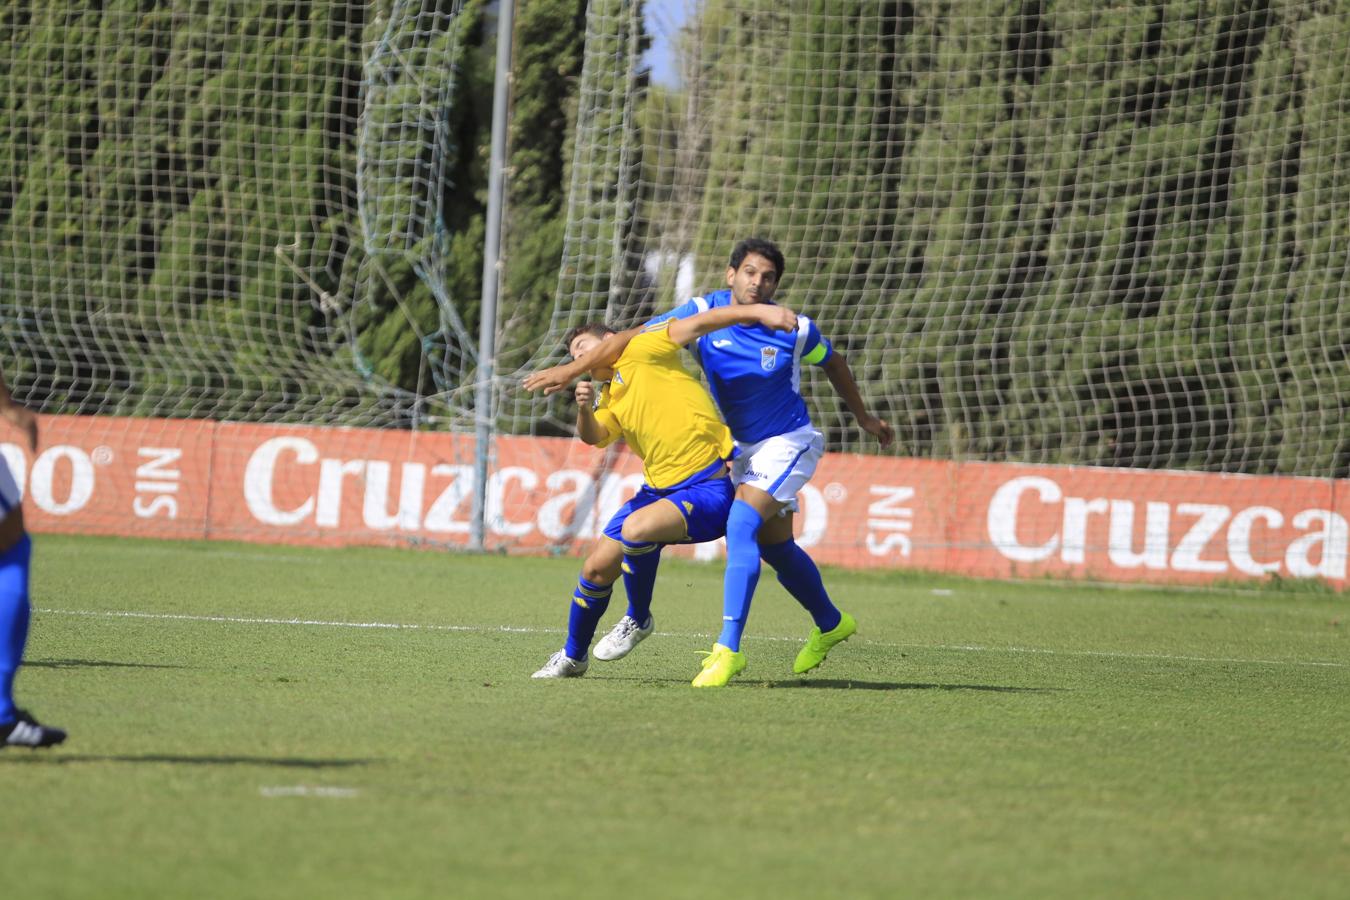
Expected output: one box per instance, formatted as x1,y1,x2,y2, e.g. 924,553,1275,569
754,679,1058,692
26,658,187,670
593,675,1056,692
0,753,376,768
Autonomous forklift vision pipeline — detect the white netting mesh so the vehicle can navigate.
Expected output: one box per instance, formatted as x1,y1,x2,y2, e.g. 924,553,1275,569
1,0,473,430
507,0,1349,479
2,0,1347,485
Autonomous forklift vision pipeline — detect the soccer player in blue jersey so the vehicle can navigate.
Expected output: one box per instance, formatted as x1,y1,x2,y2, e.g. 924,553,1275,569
526,238,893,687
530,301,798,679
0,370,66,748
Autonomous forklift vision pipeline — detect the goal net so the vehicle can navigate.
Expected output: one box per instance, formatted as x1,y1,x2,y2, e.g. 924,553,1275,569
1,0,472,429
514,0,1349,481
1,1,1346,577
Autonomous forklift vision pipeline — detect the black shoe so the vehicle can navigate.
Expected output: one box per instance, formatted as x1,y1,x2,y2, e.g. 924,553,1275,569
1,709,67,748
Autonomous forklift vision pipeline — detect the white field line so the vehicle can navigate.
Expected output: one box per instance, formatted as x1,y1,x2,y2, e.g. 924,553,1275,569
53,540,1338,604
259,785,360,799
37,607,1348,670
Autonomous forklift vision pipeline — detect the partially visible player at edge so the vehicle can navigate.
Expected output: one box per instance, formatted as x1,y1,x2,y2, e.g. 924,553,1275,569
0,369,66,748
530,301,798,680
525,237,894,687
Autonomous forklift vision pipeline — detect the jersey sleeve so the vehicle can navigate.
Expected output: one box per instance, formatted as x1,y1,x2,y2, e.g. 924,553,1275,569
590,408,623,448
645,297,706,327
799,317,833,366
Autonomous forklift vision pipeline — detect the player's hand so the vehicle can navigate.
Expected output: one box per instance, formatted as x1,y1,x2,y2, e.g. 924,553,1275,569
860,414,894,448
574,380,596,410
756,304,798,332
522,365,575,396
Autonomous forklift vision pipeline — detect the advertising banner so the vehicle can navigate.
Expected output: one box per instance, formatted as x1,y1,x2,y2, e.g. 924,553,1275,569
2,415,1344,588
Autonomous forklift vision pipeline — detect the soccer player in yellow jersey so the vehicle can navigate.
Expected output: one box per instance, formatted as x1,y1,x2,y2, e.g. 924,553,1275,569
529,239,892,687
531,304,797,678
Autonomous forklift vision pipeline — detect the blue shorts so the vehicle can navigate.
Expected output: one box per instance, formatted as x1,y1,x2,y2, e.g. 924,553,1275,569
603,468,735,546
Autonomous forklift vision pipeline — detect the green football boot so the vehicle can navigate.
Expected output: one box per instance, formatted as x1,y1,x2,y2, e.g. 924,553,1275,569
793,611,857,674
691,643,747,688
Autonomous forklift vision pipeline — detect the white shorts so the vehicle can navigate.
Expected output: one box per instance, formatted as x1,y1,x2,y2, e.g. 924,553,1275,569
730,425,824,514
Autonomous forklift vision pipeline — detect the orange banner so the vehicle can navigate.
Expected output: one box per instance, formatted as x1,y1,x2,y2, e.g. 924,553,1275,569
1,415,1344,588
0,416,215,540
944,462,1345,585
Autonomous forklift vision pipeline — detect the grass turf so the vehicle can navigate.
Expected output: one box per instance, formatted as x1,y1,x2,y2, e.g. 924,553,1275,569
3,533,1347,898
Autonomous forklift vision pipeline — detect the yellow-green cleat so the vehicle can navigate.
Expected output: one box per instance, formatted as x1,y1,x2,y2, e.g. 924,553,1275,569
691,643,746,688
793,611,857,674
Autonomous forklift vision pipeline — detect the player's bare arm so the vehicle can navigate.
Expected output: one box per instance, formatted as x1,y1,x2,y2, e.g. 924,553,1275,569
522,326,641,394
571,380,611,446
0,371,38,452
666,303,797,347
822,352,894,447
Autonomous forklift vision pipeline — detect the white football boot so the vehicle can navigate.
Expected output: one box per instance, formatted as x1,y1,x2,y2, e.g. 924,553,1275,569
531,650,589,679
592,615,654,661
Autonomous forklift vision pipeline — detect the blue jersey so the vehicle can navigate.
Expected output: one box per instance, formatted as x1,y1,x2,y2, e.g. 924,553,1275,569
649,289,833,444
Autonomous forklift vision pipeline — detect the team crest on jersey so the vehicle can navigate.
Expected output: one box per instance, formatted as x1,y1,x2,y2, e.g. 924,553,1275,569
760,346,779,371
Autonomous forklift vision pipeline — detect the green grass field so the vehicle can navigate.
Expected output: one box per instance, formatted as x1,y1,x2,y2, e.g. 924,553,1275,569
3,534,1348,899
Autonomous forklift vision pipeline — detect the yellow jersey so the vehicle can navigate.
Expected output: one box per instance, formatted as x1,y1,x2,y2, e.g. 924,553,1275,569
590,320,734,489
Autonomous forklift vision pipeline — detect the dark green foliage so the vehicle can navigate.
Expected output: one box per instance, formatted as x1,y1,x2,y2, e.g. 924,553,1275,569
499,0,588,359
1,0,379,421
1,1,1344,476
0,0,586,427
354,0,493,399
671,0,1347,476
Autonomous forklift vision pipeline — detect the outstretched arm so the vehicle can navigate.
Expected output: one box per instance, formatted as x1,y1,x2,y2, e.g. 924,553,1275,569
0,370,37,451
521,304,798,393
521,326,642,395
822,352,894,447
666,303,798,346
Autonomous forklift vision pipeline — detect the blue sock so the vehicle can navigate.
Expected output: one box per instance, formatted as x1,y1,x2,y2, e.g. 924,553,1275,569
718,501,763,652
564,576,612,661
0,535,33,726
760,539,842,633
620,541,661,626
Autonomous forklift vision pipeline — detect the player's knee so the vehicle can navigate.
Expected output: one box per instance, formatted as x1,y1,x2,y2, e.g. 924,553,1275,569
579,552,619,585
579,564,614,585
620,516,664,544
726,500,764,543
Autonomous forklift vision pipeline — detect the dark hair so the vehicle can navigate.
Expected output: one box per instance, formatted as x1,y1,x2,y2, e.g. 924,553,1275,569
728,238,786,279
564,321,615,350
